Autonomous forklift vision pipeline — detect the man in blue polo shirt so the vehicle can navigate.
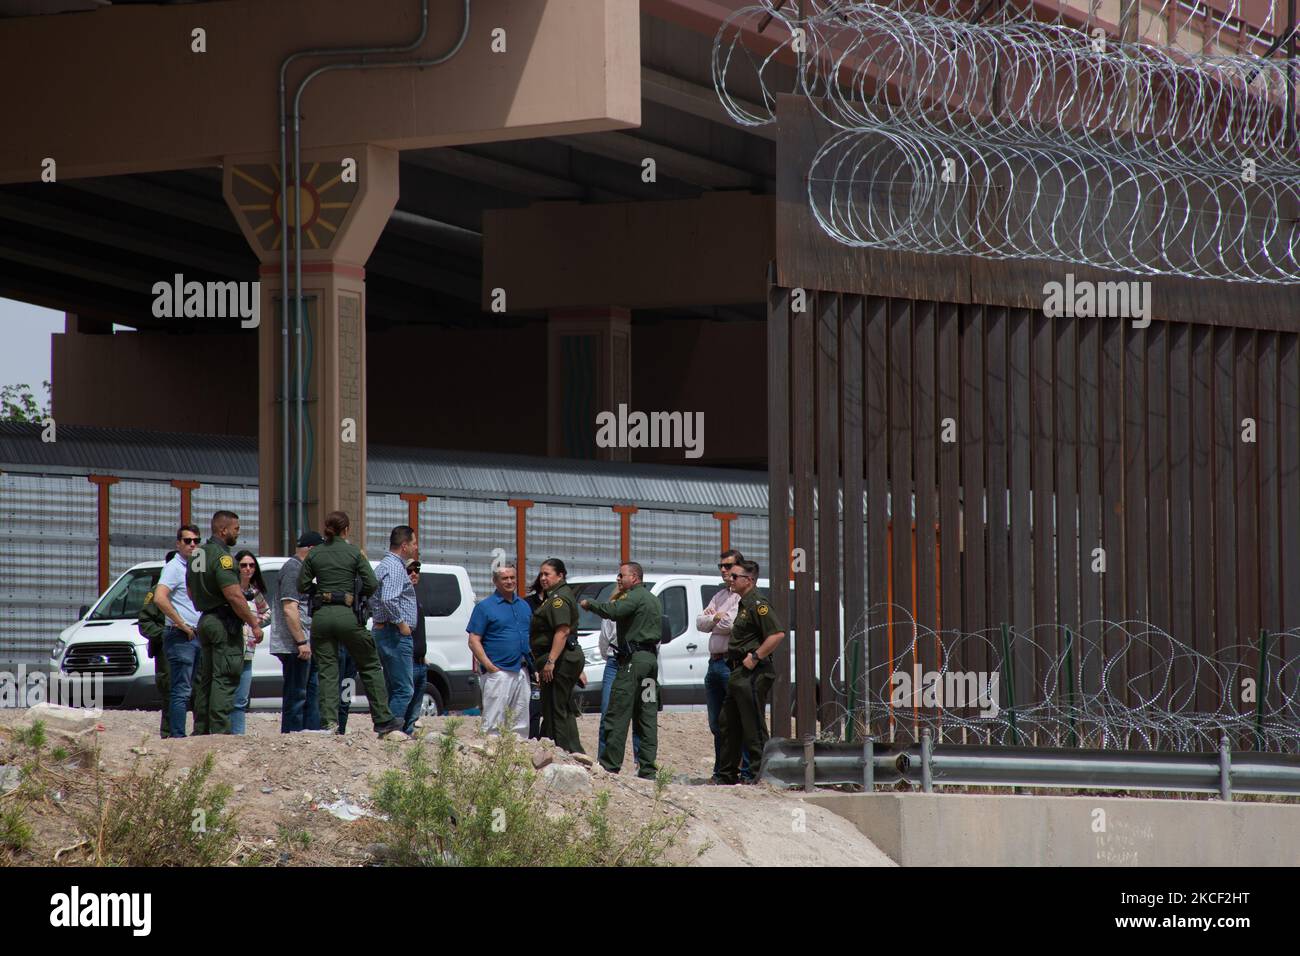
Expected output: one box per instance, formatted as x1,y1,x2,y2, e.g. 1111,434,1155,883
467,562,534,737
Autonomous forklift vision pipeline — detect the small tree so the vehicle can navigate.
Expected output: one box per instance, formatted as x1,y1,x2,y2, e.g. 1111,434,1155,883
0,381,51,423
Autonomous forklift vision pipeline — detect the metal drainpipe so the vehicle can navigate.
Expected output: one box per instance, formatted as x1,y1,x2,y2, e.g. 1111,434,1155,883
277,0,431,548
291,0,471,536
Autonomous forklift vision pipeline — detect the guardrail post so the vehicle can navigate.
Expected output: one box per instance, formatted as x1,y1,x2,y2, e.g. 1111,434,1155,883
1255,629,1269,751
862,736,874,792
1000,623,1019,745
803,735,816,792
1064,626,1078,748
1219,735,1232,802
921,728,933,793
846,634,859,744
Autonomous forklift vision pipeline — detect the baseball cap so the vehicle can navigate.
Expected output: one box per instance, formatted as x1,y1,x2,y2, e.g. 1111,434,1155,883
297,531,325,548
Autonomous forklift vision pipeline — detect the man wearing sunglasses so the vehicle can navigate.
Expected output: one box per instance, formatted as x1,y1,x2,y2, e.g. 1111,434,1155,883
155,525,203,738
716,559,786,786
697,549,747,783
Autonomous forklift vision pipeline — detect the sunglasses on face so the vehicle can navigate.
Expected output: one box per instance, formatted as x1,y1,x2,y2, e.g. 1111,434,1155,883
239,562,255,569
181,537,200,545
718,562,736,570
727,572,751,580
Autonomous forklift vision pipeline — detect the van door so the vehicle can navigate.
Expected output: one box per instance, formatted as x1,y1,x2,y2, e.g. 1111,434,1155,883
655,582,696,686
654,581,697,688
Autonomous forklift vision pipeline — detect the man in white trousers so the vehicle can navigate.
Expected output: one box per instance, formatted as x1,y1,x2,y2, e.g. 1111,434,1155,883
468,562,536,737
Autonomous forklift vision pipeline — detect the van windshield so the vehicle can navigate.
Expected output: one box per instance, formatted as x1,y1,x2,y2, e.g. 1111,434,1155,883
89,567,162,621
570,580,658,632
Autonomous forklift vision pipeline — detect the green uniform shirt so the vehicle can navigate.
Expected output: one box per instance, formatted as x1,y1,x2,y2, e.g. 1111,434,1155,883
297,537,378,598
186,535,239,613
136,588,167,641
587,583,663,655
728,589,784,656
530,583,579,661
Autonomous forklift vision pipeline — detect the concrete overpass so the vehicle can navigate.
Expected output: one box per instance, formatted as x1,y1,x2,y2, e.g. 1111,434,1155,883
0,0,787,554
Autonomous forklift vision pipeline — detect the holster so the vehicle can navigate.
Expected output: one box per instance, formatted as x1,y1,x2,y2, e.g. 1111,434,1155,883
205,605,242,640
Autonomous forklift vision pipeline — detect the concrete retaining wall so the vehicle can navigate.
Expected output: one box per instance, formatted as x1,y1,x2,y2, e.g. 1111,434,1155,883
805,792,1300,866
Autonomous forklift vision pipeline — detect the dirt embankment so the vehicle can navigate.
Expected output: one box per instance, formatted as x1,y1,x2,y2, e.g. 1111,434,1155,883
0,708,893,867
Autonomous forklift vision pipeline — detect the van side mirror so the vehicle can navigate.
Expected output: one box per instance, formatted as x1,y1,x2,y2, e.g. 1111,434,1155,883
78,604,90,619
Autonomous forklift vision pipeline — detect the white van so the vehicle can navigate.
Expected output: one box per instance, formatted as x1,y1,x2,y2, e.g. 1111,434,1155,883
50,558,479,716
567,573,838,710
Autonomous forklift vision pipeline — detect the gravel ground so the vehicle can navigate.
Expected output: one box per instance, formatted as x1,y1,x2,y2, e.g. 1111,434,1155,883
0,707,894,867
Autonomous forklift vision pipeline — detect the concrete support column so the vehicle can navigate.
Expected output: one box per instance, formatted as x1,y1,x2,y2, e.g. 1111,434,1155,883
547,307,631,461
223,145,397,554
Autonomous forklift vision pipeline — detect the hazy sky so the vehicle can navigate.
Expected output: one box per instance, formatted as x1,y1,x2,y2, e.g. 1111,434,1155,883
0,297,63,389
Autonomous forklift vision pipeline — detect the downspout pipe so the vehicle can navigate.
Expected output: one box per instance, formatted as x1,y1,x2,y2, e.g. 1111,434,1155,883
290,0,471,535
277,0,431,549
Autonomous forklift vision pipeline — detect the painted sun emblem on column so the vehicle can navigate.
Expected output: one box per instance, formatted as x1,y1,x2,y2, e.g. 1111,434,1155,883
228,161,360,253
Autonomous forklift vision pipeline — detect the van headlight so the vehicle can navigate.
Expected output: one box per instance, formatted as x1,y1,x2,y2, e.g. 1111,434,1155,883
51,638,67,662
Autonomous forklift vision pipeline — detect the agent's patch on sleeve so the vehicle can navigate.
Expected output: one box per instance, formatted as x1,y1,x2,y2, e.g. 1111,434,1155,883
552,598,564,608
757,604,769,616
219,555,234,570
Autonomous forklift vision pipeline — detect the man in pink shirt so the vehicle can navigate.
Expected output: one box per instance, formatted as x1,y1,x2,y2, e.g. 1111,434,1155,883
698,549,749,782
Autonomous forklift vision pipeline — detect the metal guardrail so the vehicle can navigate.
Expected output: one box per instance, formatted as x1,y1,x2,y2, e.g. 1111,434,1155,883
758,731,1300,799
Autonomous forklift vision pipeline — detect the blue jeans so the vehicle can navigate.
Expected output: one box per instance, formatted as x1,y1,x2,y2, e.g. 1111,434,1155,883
163,627,201,738
336,645,358,734
599,657,640,763
403,662,428,735
277,652,319,733
230,659,253,734
374,623,413,725
705,657,749,778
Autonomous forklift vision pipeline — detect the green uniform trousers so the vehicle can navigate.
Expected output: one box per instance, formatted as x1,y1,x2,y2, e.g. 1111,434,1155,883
540,650,584,753
598,649,659,777
192,612,244,736
312,605,393,730
718,661,774,783
151,638,171,738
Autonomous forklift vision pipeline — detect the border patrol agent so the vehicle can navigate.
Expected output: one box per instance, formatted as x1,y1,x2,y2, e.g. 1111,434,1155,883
583,561,663,778
297,509,404,737
187,510,262,735
717,559,786,785
136,572,170,738
530,558,584,753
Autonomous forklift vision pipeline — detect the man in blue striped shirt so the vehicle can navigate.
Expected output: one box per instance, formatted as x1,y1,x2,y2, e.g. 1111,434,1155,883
372,525,421,725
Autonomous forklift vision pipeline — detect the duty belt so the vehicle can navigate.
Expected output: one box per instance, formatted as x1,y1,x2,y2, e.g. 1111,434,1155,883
201,604,241,636
728,651,766,667
616,641,658,660
317,592,354,607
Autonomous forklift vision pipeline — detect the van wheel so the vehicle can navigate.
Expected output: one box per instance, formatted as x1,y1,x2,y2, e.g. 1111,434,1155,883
421,682,444,717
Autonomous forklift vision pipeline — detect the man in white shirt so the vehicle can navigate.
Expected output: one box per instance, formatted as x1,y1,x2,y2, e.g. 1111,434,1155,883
154,525,203,738
697,549,746,782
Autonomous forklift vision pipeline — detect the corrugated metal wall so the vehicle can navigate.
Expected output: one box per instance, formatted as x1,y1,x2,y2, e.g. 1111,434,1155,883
191,484,259,554
109,480,179,578
412,497,517,597
528,502,623,583
0,474,98,660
